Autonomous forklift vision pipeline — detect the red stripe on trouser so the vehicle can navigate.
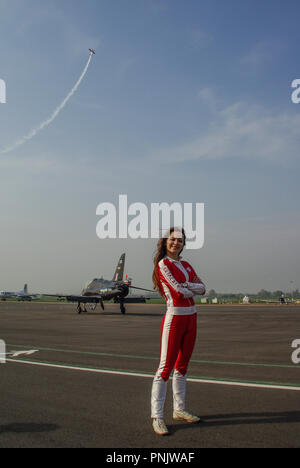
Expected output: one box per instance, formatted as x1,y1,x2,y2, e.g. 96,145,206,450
157,313,197,382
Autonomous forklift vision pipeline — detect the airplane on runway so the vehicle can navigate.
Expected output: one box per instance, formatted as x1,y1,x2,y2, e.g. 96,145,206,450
46,253,153,314
260,295,297,305
0,284,36,301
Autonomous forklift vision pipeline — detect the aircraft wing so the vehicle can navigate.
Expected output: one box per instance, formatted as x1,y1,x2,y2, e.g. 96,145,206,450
66,290,123,302
260,300,280,303
66,295,102,303
41,294,68,298
43,285,153,299
42,286,126,301
129,285,154,293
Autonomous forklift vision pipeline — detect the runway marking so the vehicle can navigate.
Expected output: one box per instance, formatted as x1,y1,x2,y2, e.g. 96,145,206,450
6,357,300,392
6,350,39,358
6,344,299,370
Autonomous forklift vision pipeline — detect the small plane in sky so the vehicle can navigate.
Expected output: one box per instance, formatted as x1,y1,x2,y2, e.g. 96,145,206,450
89,49,96,55
46,253,152,314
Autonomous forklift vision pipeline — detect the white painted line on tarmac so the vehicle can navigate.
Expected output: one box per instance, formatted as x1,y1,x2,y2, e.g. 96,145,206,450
6,358,152,379
6,358,300,392
187,377,300,392
7,350,39,357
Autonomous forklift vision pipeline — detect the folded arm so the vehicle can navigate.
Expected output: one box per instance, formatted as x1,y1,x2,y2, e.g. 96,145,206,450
186,275,206,296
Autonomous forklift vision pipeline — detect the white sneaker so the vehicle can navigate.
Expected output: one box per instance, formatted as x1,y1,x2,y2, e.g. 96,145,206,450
173,409,202,423
152,418,169,436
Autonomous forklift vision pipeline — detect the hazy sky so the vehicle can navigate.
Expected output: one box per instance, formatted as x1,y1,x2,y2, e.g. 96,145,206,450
0,0,299,294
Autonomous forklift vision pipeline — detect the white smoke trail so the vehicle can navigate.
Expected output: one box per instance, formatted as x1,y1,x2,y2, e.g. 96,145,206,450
0,53,93,155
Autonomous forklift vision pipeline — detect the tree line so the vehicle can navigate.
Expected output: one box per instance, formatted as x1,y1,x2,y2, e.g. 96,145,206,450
206,289,300,299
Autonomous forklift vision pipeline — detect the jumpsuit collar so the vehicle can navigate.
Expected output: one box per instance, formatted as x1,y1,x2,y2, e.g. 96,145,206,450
165,255,182,263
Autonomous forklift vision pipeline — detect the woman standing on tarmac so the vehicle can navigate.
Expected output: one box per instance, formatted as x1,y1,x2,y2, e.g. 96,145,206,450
151,227,206,436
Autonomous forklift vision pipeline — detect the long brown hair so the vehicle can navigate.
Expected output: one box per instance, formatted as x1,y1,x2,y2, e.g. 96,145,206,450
152,227,186,295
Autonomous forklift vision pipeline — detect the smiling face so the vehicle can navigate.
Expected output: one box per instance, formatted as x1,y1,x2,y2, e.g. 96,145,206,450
166,230,185,260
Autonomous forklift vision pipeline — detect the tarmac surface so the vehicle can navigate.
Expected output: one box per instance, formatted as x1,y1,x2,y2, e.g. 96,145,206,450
0,301,300,449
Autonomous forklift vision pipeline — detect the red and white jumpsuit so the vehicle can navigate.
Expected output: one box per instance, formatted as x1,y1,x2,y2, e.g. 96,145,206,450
151,256,206,419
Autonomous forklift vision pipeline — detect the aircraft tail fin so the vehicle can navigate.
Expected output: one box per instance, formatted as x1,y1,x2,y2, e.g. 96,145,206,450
24,284,28,294
112,253,125,282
